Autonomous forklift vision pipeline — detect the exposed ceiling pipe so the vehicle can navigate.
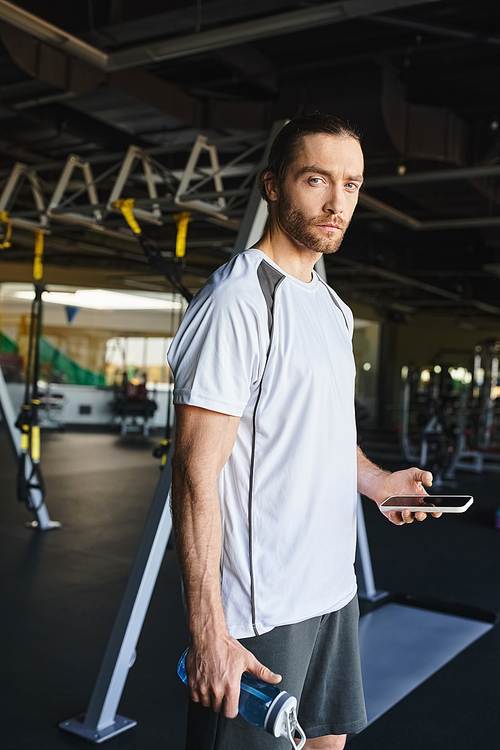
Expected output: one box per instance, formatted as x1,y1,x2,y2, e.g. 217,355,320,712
359,191,500,232
108,0,441,70
333,257,500,316
358,192,421,229
421,217,500,231
0,0,107,69
366,12,500,46
0,0,440,72
365,164,500,188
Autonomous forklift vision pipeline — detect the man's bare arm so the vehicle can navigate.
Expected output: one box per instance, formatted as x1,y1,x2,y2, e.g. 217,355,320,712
356,446,439,525
171,404,281,718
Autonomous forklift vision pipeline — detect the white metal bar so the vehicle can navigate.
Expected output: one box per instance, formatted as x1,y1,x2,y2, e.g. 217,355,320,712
48,155,102,226
0,162,49,231
401,381,418,462
60,457,173,742
314,255,327,282
106,145,162,224
175,135,228,218
232,120,288,256
356,494,387,602
207,143,226,210
0,362,19,454
0,365,59,530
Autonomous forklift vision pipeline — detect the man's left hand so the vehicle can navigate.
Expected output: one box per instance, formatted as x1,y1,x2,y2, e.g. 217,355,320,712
374,467,442,526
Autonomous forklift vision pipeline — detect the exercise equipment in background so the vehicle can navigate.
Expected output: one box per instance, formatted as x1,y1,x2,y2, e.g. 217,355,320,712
110,371,158,438
0,227,60,530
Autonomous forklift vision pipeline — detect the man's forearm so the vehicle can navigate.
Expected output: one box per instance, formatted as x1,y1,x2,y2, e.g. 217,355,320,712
171,453,228,642
356,445,390,503
170,406,279,715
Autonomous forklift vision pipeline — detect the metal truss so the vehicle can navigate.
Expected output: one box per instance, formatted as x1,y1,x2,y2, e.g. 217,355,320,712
0,162,49,232
0,137,268,240
2,121,500,249
47,155,102,229
107,146,163,226
175,135,227,219
3,136,500,249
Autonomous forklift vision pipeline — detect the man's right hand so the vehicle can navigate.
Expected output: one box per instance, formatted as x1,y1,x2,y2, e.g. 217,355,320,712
185,635,282,718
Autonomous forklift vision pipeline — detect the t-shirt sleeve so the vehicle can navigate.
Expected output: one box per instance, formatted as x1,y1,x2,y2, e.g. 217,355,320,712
167,282,267,417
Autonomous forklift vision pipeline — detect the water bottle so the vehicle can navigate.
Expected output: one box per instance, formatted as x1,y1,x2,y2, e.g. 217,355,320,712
177,648,306,749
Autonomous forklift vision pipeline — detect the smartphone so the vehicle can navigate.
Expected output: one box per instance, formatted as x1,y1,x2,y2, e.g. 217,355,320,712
379,495,474,514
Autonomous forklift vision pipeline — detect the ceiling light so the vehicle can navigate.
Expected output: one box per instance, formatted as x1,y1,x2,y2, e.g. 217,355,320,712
13,289,182,310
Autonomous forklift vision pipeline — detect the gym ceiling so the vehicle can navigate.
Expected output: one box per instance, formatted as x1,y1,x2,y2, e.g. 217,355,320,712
0,0,499,321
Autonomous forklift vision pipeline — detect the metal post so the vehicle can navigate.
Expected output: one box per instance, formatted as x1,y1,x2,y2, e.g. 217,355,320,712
232,120,288,257
356,493,387,602
59,454,173,743
0,364,59,530
401,381,418,462
0,360,20,455
314,254,327,282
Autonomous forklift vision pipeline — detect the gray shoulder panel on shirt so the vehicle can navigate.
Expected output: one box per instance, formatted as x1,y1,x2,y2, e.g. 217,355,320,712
257,260,285,336
317,274,350,332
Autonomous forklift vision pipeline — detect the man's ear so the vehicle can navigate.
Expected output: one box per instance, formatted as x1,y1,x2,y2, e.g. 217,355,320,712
263,171,278,202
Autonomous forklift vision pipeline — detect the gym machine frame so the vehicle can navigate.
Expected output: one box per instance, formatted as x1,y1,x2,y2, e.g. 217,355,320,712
0,226,60,530
0,363,58,529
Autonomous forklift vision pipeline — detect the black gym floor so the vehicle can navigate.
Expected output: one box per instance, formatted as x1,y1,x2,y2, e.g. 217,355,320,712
1,424,499,750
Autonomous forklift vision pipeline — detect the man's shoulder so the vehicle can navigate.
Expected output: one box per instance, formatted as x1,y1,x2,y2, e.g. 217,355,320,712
202,249,278,307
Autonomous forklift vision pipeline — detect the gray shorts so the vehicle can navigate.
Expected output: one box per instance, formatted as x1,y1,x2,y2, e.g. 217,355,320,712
185,595,367,749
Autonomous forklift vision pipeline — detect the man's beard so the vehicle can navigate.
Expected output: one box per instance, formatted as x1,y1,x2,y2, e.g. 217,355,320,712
276,192,349,255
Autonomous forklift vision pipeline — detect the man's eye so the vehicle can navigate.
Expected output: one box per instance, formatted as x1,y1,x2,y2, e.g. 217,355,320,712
345,183,358,190
309,177,323,184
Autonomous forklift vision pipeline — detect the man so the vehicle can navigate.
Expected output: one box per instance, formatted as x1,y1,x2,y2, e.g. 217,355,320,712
168,113,439,750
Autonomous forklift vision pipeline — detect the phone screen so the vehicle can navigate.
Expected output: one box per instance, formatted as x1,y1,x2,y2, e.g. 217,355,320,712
380,495,473,510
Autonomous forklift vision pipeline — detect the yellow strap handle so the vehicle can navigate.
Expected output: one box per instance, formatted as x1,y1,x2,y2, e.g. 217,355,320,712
33,231,44,281
20,425,29,452
0,210,12,248
114,199,191,260
31,425,40,462
113,198,142,234
174,212,191,258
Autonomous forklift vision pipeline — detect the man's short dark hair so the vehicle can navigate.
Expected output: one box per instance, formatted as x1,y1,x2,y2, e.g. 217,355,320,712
259,113,361,203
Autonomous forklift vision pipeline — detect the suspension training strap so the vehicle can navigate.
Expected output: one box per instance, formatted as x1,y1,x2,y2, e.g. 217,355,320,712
114,198,141,235
33,231,44,280
30,233,44,464
173,211,191,259
113,198,193,303
15,232,46,508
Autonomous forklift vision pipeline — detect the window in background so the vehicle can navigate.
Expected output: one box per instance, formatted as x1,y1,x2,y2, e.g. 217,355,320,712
353,319,381,428
105,337,173,387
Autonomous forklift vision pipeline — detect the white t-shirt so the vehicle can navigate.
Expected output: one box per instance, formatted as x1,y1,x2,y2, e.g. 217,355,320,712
168,248,358,639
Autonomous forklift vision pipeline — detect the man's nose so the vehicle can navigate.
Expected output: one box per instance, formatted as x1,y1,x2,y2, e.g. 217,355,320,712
323,186,343,214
